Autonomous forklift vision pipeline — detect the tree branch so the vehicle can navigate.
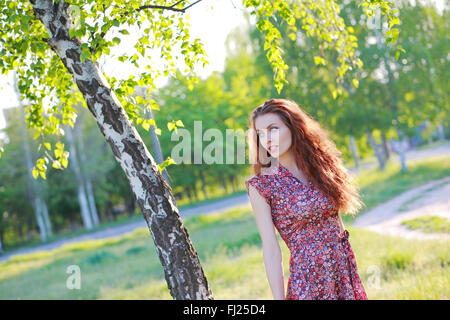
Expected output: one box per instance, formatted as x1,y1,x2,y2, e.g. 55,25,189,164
137,0,203,13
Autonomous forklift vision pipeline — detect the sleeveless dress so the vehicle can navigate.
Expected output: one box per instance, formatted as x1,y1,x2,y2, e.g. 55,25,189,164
245,162,368,300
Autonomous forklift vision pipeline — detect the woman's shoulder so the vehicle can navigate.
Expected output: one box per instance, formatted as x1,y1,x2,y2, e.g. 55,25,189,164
245,175,273,205
245,173,270,185
245,173,275,194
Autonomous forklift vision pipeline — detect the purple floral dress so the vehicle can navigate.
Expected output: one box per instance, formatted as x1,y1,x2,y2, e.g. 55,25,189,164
245,162,368,300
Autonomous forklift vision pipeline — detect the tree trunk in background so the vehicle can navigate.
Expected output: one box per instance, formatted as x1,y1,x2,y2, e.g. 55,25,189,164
218,172,227,193
38,197,53,237
105,199,115,222
15,72,52,242
380,132,391,161
75,118,100,226
366,130,386,171
138,88,171,185
66,125,94,230
438,123,446,141
199,170,208,200
27,216,33,241
349,135,360,169
232,176,238,192
125,186,137,216
185,186,193,203
85,179,100,225
0,232,3,254
395,127,408,172
374,27,408,173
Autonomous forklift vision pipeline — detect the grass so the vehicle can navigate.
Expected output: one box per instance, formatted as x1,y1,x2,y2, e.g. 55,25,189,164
0,204,448,299
1,150,449,299
401,216,450,234
397,180,450,212
2,189,249,254
341,155,450,226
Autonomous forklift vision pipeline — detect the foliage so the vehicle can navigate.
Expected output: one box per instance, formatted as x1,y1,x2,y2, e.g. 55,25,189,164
0,0,401,181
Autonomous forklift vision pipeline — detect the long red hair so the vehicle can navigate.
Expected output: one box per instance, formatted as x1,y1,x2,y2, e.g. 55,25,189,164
247,99,364,216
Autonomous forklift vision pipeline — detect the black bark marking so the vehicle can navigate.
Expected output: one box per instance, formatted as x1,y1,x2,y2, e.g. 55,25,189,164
66,48,80,63
72,62,83,75
61,57,69,70
85,96,97,117
33,8,45,17
100,94,124,135
59,15,67,25
76,78,99,96
55,27,68,41
122,139,146,172
49,22,56,35
106,137,121,159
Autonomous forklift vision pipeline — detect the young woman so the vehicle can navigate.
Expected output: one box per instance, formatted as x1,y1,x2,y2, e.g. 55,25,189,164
245,99,368,300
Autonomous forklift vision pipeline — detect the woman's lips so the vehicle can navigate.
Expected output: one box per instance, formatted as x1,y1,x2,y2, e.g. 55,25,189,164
268,145,278,152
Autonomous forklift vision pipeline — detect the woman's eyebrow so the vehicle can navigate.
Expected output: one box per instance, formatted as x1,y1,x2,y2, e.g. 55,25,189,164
256,123,277,132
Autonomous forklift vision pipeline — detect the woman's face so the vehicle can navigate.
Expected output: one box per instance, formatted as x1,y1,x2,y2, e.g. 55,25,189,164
255,112,292,158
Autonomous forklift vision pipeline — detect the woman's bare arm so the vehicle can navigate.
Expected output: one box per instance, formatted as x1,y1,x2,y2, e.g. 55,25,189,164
247,184,285,300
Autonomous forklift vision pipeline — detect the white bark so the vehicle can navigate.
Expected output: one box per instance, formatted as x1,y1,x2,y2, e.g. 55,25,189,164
366,130,386,171
74,118,100,226
438,123,446,142
349,135,360,169
29,0,213,299
15,72,51,242
66,124,94,230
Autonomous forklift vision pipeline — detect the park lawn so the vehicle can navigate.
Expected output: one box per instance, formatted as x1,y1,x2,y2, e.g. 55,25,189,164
0,205,448,300
342,155,450,226
401,216,450,234
1,154,449,299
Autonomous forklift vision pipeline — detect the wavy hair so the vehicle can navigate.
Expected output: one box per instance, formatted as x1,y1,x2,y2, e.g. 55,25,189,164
247,99,364,216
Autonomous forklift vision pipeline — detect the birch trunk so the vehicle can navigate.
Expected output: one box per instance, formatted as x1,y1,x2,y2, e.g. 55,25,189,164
349,135,360,169
66,124,94,230
147,108,171,185
15,72,51,242
438,123,446,142
395,127,408,172
366,130,386,170
30,0,213,299
75,118,100,226
0,232,3,254
380,132,391,161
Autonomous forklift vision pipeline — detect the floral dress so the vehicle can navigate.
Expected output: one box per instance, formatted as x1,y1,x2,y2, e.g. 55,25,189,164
245,162,368,300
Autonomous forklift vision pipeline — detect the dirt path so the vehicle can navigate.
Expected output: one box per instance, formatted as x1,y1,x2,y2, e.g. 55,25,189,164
353,176,450,240
0,193,251,263
1,142,449,262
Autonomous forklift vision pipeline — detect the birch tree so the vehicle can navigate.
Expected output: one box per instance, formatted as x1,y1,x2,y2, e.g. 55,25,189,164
0,0,401,299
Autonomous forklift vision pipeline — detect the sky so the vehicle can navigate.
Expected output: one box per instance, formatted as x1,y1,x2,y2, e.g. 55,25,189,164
0,0,446,130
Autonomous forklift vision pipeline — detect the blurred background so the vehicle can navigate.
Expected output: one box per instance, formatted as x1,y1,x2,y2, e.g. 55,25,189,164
0,0,448,299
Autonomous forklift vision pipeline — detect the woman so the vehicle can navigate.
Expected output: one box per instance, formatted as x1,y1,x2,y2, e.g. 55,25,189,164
245,99,368,300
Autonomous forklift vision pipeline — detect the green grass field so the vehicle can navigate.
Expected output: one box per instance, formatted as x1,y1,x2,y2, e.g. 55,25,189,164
401,216,450,234
0,155,449,299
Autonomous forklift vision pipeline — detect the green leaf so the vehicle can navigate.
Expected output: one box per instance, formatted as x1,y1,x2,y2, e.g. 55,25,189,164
314,56,326,65
32,168,39,179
